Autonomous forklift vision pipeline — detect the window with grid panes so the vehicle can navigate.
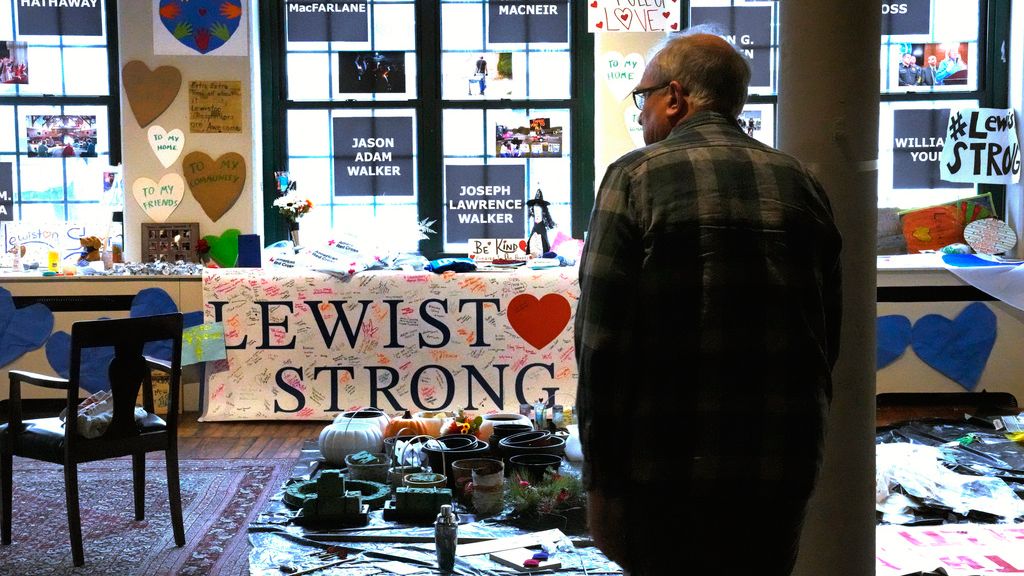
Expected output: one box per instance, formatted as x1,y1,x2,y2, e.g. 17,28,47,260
690,0,1008,255
0,1,119,242
264,0,590,257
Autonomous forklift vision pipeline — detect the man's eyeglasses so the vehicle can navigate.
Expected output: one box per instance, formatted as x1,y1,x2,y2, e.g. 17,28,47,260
631,82,670,110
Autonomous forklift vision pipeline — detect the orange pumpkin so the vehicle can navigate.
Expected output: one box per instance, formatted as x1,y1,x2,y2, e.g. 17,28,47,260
384,411,447,438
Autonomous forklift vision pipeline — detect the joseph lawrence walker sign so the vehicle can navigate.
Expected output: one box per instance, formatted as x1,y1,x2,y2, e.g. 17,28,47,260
200,267,579,421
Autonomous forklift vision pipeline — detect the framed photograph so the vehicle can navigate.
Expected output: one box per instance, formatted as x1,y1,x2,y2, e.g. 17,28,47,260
26,115,98,158
140,222,199,263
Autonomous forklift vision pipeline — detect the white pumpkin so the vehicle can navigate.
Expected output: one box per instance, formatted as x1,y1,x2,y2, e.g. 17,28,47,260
318,419,385,465
477,412,534,441
332,407,391,435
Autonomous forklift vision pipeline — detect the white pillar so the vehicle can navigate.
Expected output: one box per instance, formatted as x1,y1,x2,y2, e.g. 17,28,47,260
778,2,878,575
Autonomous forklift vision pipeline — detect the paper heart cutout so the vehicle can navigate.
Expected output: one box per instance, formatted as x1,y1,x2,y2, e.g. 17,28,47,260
147,126,185,168
122,60,181,128
911,302,996,390
877,315,911,370
158,0,243,54
132,173,185,223
0,287,55,368
45,288,203,393
624,106,645,149
203,229,241,267
507,294,571,350
603,51,645,101
183,151,247,222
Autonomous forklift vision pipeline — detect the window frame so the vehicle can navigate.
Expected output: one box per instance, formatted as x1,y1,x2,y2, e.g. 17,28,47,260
259,0,594,258
0,0,122,222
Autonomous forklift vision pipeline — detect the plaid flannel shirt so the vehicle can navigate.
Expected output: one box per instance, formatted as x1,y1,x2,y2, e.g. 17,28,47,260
575,111,842,499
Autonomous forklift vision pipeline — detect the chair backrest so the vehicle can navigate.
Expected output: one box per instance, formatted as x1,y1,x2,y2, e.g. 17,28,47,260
68,313,183,441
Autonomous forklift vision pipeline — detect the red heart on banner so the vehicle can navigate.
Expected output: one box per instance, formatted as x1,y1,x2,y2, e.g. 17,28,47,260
616,9,630,22
596,21,604,28
670,22,679,30
662,11,670,18
507,294,571,350
590,0,597,7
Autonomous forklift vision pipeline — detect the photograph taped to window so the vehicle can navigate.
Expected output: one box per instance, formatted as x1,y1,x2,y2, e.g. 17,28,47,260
26,115,98,158
495,117,562,158
338,51,407,94
0,42,28,85
889,42,972,92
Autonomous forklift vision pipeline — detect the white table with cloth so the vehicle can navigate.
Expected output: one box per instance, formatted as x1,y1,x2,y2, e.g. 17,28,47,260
200,267,580,421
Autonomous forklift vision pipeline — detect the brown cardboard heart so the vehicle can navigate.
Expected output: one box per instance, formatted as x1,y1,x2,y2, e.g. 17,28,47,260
122,61,182,128
182,151,246,222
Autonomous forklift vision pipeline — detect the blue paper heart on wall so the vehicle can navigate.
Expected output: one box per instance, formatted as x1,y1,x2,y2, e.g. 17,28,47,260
0,287,55,368
911,302,997,391
45,288,203,393
877,315,912,370
159,0,242,54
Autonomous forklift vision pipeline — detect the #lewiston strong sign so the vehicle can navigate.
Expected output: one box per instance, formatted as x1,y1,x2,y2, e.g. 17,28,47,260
941,108,1021,185
200,268,579,421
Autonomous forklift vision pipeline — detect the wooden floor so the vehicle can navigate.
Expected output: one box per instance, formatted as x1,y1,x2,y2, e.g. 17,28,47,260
177,413,324,460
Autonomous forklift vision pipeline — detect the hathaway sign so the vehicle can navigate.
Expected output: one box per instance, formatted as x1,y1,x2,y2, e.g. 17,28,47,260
200,267,579,421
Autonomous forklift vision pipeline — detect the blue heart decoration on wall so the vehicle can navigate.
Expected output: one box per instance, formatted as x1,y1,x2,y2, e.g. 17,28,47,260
877,315,912,370
911,302,997,391
0,287,55,368
159,0,242,54
45,288,203,393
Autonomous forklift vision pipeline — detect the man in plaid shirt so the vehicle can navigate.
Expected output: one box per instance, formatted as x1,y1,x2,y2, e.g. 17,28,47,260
575,32,842,575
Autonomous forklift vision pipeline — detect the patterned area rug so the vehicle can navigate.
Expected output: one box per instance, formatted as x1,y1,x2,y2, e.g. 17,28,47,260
0,456,294,575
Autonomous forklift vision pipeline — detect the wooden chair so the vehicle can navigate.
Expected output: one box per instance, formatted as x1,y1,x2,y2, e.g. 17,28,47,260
0,313,185,566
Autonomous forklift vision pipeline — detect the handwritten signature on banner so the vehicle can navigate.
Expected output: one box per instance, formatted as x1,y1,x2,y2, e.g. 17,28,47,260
201,269,580,421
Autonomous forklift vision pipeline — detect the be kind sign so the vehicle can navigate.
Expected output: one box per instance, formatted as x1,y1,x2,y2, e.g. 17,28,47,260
200,267,579,421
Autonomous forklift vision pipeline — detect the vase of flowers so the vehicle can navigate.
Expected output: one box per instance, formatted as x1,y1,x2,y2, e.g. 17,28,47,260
272,184,313,247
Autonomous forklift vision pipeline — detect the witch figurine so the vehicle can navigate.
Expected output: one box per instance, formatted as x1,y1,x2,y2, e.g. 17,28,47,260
526,189,556,257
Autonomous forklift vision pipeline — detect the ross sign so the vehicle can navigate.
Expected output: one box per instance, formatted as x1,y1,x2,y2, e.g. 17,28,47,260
881,0,931,36
588,0,681,33
488,0,568,44
333,116,414,197
200,268,579,421
941,108,1020,185
445,164,525,244
0,163,12,222
690,6,773,88
892,108,972,190
189,81,243,134
285,0,368,42
16,0,103,36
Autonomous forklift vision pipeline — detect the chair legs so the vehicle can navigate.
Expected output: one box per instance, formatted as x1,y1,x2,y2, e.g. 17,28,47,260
132,452,145,521
165,447,185,546
64,462,84,567
1,449,11,545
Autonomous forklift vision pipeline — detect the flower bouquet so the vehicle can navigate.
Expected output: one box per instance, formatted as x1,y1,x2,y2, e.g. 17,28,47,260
441,409,484,438
272,188,313,246
504,470,587,532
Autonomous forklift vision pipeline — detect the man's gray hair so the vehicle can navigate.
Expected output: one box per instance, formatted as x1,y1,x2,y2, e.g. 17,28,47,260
646,26,751,119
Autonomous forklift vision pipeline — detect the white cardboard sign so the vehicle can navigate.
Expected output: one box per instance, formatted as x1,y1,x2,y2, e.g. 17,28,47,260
132,173,185,223
147,126,185,168
941,108,1021,185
